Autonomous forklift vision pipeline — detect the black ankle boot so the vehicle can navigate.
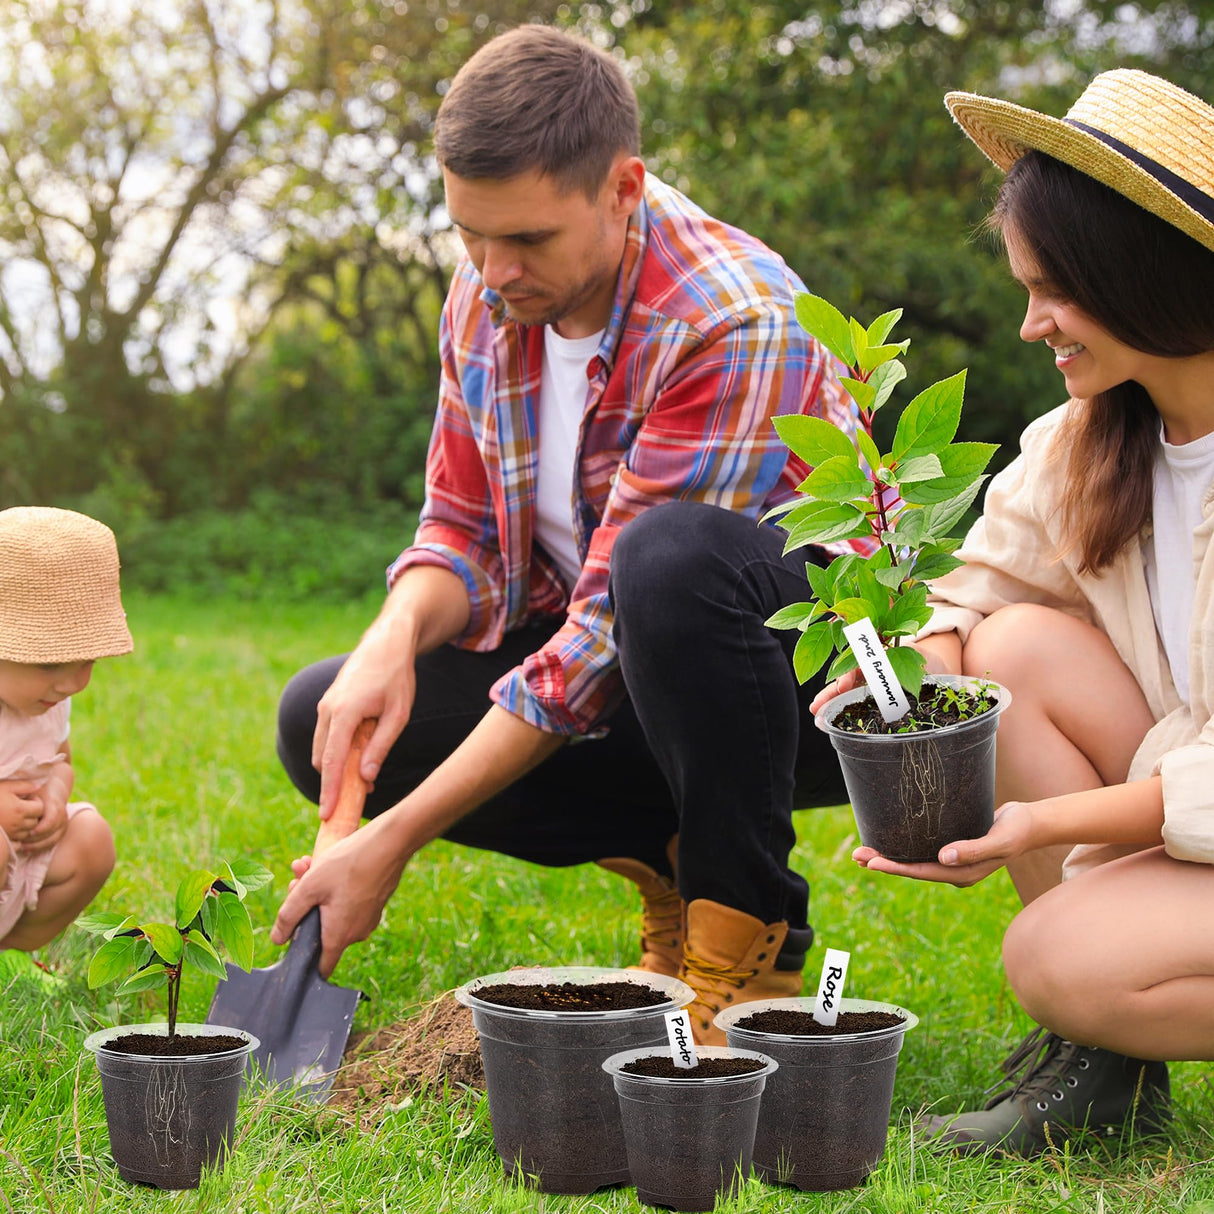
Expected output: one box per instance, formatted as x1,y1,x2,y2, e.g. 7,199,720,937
921,1026,1171,1156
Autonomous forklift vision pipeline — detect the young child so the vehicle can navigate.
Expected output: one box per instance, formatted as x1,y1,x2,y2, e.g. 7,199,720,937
0,506,131,983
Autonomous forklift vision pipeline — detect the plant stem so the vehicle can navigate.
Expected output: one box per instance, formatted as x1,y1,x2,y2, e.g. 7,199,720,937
167,968,180,1040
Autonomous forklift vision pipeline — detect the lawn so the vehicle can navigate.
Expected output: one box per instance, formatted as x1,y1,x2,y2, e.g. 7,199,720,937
1,592,1211,1213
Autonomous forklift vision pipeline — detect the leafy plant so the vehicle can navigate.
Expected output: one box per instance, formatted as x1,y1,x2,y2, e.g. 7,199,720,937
766,293,998,702
79,860,273,1039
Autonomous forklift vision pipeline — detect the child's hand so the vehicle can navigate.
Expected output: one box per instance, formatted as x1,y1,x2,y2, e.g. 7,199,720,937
0,780,45,845
20,768,71,854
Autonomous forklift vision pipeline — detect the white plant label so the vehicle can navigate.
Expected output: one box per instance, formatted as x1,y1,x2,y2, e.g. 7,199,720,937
842,618,911,724
812,947,851,1027
664,1009,698,1069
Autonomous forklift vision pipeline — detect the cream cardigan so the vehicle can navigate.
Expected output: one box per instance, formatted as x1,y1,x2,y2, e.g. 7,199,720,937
921,403,1214,873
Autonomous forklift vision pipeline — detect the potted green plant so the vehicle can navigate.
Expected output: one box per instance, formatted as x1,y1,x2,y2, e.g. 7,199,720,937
766,294,1010,860
79,859,271,1189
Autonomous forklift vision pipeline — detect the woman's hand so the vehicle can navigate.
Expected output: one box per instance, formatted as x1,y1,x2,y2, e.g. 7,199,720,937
852,800,1037,886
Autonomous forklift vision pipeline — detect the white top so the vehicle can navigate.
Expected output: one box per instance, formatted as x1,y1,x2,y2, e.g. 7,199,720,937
535,325,602,591
1145,425,1214,704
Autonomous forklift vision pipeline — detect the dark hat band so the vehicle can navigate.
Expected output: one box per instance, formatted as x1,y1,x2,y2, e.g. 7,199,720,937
1066,118,1214,224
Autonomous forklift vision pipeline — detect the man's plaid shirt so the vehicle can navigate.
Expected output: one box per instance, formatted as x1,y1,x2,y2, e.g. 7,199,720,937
389,175,866,737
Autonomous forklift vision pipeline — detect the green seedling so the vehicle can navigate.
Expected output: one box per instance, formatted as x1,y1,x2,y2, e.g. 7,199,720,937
766,293,998,700
79,859,272,1039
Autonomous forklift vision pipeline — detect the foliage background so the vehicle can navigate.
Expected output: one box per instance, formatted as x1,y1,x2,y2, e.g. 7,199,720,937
6,0,1214,596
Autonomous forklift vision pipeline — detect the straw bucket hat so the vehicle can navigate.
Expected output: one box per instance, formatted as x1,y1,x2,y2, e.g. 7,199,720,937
946,69,1214,254
0,507,134,664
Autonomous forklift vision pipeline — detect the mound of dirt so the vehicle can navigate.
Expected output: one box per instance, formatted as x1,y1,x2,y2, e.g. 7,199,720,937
327,994,483,1115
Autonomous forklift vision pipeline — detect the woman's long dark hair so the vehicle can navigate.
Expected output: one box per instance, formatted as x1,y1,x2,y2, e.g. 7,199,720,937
991,150,1214,573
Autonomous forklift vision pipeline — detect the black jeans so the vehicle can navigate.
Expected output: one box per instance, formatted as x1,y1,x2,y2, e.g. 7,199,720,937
276,501,845,929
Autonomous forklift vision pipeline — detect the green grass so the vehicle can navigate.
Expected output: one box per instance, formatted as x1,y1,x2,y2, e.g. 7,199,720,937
1,592,1211,1212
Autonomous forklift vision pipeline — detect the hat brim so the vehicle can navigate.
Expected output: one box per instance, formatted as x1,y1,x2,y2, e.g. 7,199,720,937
945,90,1214,254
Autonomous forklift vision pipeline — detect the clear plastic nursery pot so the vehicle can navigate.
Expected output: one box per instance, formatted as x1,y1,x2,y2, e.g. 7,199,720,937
602,1045,777,1213
815,675,1011,862
455,966,693,1195
717,997,917,1192
84,1023,258,1189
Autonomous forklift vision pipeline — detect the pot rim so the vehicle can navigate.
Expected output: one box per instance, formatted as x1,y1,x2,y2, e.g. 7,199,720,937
454,965,693,1022
814,674,1011,741
714,997,918,1045
602,1044,777,1086
83,1021,259,1062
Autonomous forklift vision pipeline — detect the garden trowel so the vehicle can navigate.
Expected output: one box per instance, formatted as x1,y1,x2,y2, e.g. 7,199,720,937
206,719,376,1100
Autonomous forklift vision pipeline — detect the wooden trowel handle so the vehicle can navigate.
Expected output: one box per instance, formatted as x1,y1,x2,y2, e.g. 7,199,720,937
313,718,376,858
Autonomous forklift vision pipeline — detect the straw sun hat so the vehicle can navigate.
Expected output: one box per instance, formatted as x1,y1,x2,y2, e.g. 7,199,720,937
0,506,133,664
946,69,1214,254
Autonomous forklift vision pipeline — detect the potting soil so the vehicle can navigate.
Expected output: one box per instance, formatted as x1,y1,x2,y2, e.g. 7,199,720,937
102,1032,248,1056
471,980,667,1012
734,1009,905,1036
621,1055,767,1079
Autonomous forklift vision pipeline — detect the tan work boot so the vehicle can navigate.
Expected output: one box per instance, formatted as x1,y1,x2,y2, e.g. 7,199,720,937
596,838,683,977
680,898,813,1045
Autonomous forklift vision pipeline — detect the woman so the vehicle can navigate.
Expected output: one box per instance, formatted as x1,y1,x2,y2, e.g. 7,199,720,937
815,69,1214,1156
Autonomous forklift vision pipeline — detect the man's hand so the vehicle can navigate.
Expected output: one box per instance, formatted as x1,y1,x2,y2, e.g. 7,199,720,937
313,566,471,820
270,815,409,979
852,800,1037,887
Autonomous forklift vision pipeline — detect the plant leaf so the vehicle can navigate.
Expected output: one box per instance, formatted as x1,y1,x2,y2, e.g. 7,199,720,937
227,859,272,892
829,596,877,626
794,293,855,366
891,369,967,462
76,911,134,938
176,869,217,929
920,479,986,540
911,551,965,582
121,965,173,995
855,426,881,476
211,892,254,971
826,648,860,682
857,339,910,375
896,454,944,484
781,501,871,549
141,922,184,965
183,933,230,981
869,360,907,412
838,375,876,413
796,455,870,502
88,936,138,989
866,308,903,346
886,644,927,697
900,442,996,505
773,414,856,467
793,622,835,684
766,601,823,631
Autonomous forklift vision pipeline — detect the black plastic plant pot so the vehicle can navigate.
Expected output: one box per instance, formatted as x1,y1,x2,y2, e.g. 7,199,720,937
717,997,917,1192
815,675,1011,862
84,1023,258,1189
454,966,693,1195
602,1045,777,1213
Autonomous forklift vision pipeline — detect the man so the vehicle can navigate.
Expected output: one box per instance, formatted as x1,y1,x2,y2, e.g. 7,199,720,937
272,23,861,1043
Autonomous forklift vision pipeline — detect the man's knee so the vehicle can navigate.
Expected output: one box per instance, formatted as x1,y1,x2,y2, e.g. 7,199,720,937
611,502,735,608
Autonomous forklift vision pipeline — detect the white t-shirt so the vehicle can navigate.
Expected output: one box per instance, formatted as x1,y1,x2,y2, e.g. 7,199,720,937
1145,424,1214,704
535,325,602,591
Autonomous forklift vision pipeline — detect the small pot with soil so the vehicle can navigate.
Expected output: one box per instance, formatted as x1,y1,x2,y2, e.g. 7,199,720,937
716,996,917,1192
815,675,1011,862
84,1022,259,1189
455,965,693,1195
602,1045,777,1212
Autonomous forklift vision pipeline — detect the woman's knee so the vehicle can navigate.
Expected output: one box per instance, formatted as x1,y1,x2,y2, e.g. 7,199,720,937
962,603,1085,681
